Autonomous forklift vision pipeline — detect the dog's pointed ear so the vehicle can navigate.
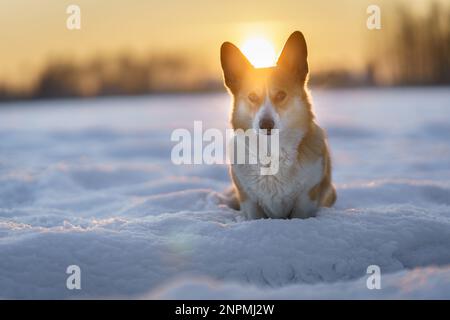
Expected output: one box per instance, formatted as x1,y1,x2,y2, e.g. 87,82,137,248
220,42,252,92
277,31,309,81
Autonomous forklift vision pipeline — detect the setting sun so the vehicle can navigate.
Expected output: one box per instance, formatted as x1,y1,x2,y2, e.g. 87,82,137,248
241,36,277,68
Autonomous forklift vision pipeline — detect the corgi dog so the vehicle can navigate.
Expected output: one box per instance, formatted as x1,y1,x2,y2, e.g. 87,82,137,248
220,31,336,219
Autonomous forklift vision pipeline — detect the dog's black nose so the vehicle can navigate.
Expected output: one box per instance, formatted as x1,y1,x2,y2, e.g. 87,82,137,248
259,118,275,134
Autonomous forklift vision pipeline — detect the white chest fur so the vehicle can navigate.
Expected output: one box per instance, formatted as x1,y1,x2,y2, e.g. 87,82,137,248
233,145,323,219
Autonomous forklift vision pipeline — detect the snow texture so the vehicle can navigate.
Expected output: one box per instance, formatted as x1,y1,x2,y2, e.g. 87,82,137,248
0,88,450,299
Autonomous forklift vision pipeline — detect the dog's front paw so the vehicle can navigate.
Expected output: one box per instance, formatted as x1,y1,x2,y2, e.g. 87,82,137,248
290,207,317,219
241,200,266,220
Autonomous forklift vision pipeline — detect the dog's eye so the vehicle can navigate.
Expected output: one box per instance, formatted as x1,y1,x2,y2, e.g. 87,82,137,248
275,91,287,102
248,92,259,103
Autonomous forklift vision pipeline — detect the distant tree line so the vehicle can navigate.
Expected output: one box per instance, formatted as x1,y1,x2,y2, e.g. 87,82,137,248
371,2,450,86
33,55,221,99
0,54,222,101
0,2,449,102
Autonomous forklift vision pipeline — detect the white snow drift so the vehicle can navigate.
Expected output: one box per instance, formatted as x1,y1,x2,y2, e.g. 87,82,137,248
0,88,449,299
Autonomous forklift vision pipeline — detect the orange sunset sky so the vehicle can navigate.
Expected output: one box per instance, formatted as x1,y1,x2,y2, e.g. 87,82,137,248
0,0,446,88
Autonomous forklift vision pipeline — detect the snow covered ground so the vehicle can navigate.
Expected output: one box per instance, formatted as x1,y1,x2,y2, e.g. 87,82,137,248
0,88,450,299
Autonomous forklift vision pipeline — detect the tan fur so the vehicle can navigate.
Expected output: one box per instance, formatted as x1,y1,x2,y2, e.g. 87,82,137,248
297,116,336,207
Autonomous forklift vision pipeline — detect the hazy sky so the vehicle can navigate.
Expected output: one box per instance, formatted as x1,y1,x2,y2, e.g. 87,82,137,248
0,0,444,87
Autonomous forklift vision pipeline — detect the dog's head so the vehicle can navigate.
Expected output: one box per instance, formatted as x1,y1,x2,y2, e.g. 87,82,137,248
221,31,313,138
